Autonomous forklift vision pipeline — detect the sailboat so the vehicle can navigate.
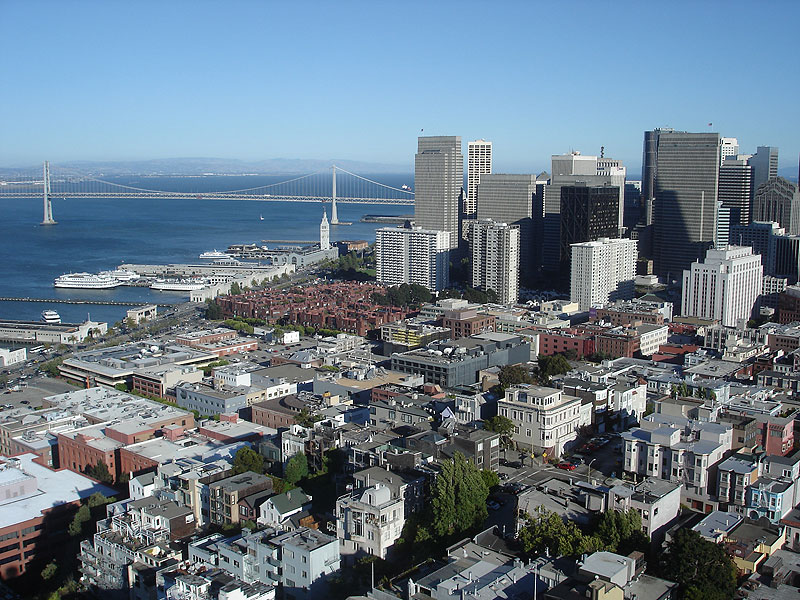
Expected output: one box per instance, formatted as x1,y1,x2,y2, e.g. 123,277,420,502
259,214,264,221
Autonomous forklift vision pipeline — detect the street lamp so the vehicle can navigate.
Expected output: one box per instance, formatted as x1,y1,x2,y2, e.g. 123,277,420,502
588,458,597,483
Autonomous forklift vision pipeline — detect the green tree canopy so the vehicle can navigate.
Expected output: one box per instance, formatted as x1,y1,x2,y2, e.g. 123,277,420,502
498,364,534,389
285,452,309,484
85,459,113,484
659,528,737,600
205,300,223,320
518,506,602,557
233,446,265,475
431,452,489,537
594,509,649,555
537,354,572,381
68,504,91,537
480,469,500,491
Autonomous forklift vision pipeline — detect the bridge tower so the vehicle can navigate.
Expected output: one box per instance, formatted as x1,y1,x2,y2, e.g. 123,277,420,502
41,161,56,225
330,165,339,225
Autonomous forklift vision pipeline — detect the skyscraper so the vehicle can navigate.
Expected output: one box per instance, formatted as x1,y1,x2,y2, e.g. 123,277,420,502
375,225,451,291
475,174,537,281
652,131,720,280
681,246,762,327
750,146,779,194
719,137,740,166
559,183,621,266
542,152,625,272
718,157,753,227
466,140,492,216
752,178,800,235
641,128,674,226
570,238,637,311
414,136,463,249
469,219,520,305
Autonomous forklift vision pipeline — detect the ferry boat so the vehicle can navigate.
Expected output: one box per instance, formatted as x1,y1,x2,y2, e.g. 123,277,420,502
41,310,61,324
199,250,230,260
150,279,209,292
54,272,122,289
99,268,138,282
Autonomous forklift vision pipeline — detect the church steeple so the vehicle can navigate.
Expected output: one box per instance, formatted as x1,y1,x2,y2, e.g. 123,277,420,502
320,208,330,250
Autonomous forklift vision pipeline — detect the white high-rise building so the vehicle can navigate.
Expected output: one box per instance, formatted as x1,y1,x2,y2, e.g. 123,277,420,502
466,140,492,216
375,226,450,291
681,246,763,327
720,137,740,166
320,209,330,250
414,136,463,249
570,238,637,311
469,219,519,305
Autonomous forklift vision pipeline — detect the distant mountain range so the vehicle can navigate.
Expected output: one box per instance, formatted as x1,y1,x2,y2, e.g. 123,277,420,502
1,157,411,176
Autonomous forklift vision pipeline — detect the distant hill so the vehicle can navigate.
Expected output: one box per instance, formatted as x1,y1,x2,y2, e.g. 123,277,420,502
1,157,411,176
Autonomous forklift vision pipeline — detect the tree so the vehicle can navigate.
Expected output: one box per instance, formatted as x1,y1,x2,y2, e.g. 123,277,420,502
205,300,223,320
68,504,91,536
85,459,113,484
233,446,265,475
285,452,309,484
483,415,515,447
537,354,572,381
88,491,112,508
518,506,601,557
498,364,533,389
659,528,736,600
230,282,242,295
594,509,648,555
480,469,500,491
296,408,322,428
431,452,489,537
41,561,57,580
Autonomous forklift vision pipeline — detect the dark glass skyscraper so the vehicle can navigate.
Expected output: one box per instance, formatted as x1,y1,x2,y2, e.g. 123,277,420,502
559,183,621,267
652,132,720,281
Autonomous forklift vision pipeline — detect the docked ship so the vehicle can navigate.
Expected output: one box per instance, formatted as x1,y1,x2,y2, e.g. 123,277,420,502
54,272,122,289
100,268,139,282
150,279,209,292
41,310,61,324
199,250,230,260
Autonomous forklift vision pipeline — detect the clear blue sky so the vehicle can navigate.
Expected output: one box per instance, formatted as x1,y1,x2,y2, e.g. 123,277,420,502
2,0,799,175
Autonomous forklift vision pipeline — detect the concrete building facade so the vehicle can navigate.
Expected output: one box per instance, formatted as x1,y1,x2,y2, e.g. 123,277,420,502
375,225,450,291
570,238,638,311
469,219,520,305
414,136,463,249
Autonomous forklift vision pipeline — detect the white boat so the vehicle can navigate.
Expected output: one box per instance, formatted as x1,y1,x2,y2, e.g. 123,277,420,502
99,268,138,282
54,272,122,289
259,215,264,221
41,310,61,324
150,279,209,292
199,250,230,260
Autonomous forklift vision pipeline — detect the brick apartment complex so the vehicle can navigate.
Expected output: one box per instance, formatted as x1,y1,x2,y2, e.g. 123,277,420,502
441,307,496,339
535,327,595,359
216,282,413,336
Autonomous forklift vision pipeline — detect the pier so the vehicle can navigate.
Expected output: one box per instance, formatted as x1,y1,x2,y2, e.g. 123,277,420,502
0,297,178,307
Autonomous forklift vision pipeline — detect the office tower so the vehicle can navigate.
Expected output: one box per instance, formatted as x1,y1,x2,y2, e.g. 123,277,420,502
681,246,762,327
559,183,621,266
469,220,520,305
652,131,720,281
730,221,800,284
752,178,800,235
320,209,330,250
475,174,537,280
716,202,731,247
774,235,800,284
375,225,450,291
718,157,753,226
719,137,740,166
466,140,492,216
414,136,463,250
641,128,675,226
542,152,625,272
570,238,637,311
750,146,779,194
623,181,642,231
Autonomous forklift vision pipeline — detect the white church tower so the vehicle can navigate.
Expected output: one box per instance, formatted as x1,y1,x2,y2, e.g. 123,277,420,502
320,208,330,250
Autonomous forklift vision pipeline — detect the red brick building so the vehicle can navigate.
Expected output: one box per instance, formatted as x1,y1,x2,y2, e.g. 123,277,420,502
251,397,298,430
441,308,496,339
595,329,641,358
535,328,595,358
175,328,238,347
0,454,116,579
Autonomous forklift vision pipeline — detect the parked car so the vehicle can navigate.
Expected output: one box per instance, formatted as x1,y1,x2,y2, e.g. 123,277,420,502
487,500,500,511
556,462,577,471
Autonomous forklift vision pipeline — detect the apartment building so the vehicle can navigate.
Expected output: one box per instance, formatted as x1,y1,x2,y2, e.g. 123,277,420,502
336,483,405,561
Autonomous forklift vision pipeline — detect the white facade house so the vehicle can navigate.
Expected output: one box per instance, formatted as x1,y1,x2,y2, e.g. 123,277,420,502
681,246,763,327
466,139,492,215
636,324,669,357
336,483,404,561
271,528,340,596
375,225,451,291
570,238,638,311
498,384,583,458
469,219,520,305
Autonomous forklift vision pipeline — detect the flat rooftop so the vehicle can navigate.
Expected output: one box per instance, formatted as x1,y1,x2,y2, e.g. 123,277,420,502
0,453,116,525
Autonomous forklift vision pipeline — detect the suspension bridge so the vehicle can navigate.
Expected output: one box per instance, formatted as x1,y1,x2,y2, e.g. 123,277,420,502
0,162,415,226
